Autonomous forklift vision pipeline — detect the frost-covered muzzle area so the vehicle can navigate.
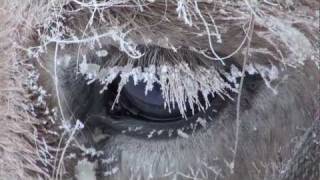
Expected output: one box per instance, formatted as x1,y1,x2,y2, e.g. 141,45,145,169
1,0,319,180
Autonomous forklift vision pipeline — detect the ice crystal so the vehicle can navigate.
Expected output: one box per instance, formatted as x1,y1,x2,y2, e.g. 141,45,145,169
177,129,189,138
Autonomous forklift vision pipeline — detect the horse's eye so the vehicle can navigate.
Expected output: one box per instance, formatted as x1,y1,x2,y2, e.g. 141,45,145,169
56,45,263,140
120,79,186,121
95,75,226,139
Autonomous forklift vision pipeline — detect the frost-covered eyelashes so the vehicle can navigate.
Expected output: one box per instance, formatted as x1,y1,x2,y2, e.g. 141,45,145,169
73,45,262,139
80,46,235,117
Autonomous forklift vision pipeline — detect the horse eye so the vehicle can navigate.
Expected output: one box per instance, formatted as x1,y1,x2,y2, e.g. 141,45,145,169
58,45,263,140
92,74,229,139
120,78,187,121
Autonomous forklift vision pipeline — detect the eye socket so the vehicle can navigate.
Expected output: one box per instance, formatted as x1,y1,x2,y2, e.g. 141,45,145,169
62,46,264,139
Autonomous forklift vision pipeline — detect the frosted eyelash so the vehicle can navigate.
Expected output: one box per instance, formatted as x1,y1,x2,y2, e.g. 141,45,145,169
79,58,236,118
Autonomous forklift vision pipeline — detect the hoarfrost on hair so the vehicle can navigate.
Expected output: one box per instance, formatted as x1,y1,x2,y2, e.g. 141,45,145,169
79,58,281,119
79,61,235,118
75,159,97,180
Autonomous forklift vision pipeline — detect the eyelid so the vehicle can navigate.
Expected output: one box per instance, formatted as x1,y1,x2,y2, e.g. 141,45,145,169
80,46,235,117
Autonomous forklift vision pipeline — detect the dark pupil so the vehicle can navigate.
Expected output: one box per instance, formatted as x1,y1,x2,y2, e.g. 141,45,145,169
121,78,183,122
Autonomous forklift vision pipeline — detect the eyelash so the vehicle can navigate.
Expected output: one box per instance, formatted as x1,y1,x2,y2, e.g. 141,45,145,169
79,46,236,118
52,44,265,140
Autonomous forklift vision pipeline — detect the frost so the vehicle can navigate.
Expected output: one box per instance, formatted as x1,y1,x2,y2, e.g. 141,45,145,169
81,147,104,158
60,119,84,133
157,130,164,135
226,64,243,87
196,117,207,128
245,63,257,75
177,129,189,138
79,62,235,118
147,129,157,139
221,62,280,93
79,56,100,79
26,70,49,113
75,159,96,180
66,153,77,159
225,160,235,174
255,16,315,66
101,155,118,165
255,63,279,93
95,49,109,57
230,65,242,78
104,167,119,176
176,0,193,26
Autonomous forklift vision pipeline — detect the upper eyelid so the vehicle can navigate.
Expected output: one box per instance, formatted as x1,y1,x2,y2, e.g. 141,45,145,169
33,0,314,73
53,2,229,52
45,3,250,66
76,45,239,117
85,45,220,67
